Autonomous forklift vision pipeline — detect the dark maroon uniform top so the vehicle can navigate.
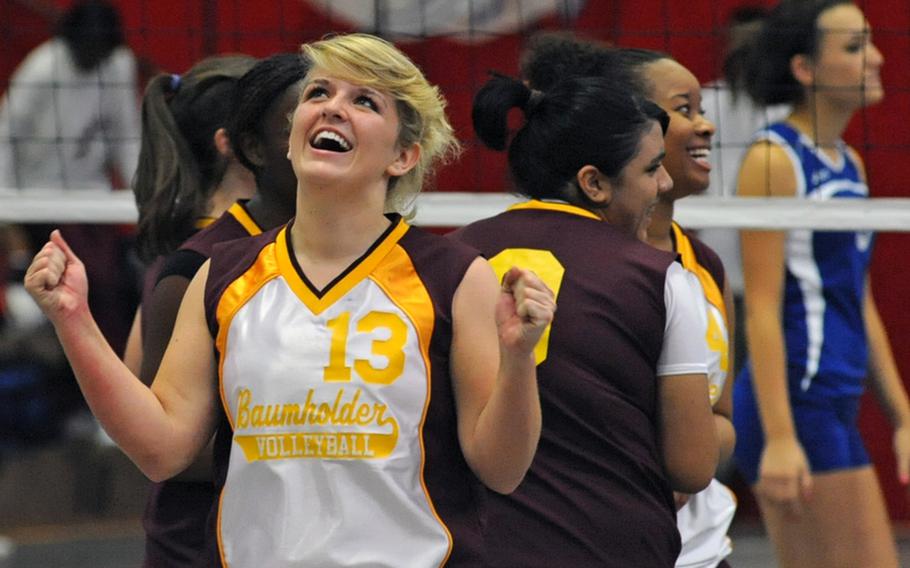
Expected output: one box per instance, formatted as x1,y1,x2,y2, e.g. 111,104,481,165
140,202,261,568
449,201,680,567
674,222,725,297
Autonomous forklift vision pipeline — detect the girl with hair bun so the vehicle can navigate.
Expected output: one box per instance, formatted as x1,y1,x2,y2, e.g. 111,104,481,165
452,72,718,567
517,33,737,568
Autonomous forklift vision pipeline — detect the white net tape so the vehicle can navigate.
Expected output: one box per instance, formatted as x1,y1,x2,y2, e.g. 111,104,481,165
2,191,910,231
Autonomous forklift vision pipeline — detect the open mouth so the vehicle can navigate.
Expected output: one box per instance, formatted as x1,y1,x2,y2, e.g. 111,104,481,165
688,147,711,169
310,130,352,153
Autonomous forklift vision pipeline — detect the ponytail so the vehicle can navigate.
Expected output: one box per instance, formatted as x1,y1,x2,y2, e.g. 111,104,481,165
132,55,255,262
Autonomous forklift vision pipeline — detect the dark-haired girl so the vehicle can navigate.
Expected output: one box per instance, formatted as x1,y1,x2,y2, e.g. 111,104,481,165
451,73,717,567
123,54,257,567
615,46,737,568
518,34,737,567
731,2,909,566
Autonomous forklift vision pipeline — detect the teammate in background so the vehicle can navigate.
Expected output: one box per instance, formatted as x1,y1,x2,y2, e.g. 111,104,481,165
618,47,736,568
0,0,140,190
520,33,737,567
731,2,910,566
0,0,144,360
123,54,257,567
25,33,554,567
124,54,256,376
452,71,717,566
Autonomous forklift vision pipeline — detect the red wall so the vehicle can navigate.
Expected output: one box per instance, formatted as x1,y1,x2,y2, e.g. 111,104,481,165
3,0,910,519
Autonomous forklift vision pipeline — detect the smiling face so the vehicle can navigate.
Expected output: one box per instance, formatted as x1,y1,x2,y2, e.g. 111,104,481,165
810,3,884,110
641,58,715,200
288,73,418,195
603,121,674,240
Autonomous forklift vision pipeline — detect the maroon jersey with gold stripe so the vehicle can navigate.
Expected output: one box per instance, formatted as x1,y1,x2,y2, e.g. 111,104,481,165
450,200,680,567
200,217,483,567
179,201,262,259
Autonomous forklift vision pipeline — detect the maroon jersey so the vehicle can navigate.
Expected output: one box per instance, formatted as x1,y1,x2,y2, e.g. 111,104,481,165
450,200,680,567
178,201,262,260
140,202,262,568
674,222,725,303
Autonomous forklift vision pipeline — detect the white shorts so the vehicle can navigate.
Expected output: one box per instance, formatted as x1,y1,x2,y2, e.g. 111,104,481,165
676,478,737,568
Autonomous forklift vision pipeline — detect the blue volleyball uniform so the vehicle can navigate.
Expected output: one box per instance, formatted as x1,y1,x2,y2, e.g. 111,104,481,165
734,122,874,484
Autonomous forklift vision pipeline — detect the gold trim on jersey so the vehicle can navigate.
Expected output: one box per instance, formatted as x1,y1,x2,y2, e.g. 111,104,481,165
211,221,456,563
508,199,601,220
227,201,263,236
275,221,411,315
214,242,282,431
194,216,216,229
365,241,453,560
672,221,727,324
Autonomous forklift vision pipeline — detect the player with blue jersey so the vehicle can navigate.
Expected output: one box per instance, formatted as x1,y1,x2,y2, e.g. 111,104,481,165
731,2,910,566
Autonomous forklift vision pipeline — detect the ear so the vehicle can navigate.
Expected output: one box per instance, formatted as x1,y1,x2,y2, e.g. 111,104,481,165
239,132,266,168
213,127,234,158
790,54,815,88
576,165,611,206
386,142,421,178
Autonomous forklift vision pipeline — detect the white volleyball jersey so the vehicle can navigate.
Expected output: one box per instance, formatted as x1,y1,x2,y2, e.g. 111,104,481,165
203,219,483,567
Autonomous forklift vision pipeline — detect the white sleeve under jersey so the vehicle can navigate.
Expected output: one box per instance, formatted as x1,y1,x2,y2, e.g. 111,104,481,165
656,261,709,377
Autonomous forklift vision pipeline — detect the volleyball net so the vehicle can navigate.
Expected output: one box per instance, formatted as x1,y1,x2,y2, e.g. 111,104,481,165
0,0,908,232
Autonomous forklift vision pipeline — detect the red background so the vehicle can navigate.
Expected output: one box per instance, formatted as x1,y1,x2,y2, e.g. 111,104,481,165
3,0,909,520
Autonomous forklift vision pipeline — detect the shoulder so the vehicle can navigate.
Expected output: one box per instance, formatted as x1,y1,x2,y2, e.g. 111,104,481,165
447,212,510,247
104,46,137,74
402,225,479,265
678,226,725,286
208,225,283,282
739,137,799,197
401,226,481,307
203,226,284,329
180,214,253,258
13,40,59,78
158,249,207,283
844,145,867,181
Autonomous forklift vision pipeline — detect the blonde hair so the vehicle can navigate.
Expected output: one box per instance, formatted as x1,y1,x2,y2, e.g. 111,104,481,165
301,33,461,214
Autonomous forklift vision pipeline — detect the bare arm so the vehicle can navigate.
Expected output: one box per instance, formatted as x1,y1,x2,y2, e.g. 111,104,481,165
659,265,718,493
842,146,910,483
122,307,142,375
739,142,812,514
450,259,554,494
25,230,218,481
660,371,718,493
865,278,910,485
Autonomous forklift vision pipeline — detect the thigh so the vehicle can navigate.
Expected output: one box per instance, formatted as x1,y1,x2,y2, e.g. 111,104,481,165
757,466,898,568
